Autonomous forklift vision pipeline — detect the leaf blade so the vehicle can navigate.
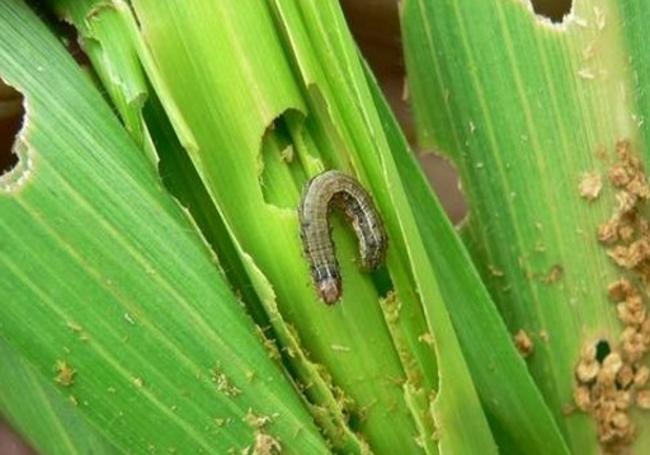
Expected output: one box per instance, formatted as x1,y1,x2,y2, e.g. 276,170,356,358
0,2,328,453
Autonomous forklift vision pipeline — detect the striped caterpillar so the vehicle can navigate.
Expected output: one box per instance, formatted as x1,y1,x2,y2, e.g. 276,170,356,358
298,170,387,305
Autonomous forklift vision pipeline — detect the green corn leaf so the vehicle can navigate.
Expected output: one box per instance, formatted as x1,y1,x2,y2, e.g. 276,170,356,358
0,341,117,455
364,62,569,454
105,0,497,451
403,0,650,451
0,2,328,453
2,0,591,452
49,0,270,325
123,0,437,451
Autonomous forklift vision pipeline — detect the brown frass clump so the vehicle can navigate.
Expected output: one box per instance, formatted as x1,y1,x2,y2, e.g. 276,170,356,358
211,367,242,397
579,172,603,201
573,140,650,452
54,360,76,387
514,329,534,358
573,344,639,449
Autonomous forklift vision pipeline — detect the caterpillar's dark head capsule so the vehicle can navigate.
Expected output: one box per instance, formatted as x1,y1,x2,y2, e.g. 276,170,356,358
317,277,341,305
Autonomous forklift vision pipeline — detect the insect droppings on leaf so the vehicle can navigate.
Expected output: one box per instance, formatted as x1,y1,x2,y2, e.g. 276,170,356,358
573,140,650,451
54,360,76,387
514,329,534,357
579,172,602,201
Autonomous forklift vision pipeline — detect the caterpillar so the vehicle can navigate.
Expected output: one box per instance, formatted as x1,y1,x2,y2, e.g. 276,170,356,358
298,170,387,305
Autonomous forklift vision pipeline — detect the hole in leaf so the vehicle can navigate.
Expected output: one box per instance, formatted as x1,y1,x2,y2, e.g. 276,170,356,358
595,339,611,363
0,83,24,177
371,266,393,300
530,0,572,23
57,20,91,67
26,2,91,66
259,111,307,209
